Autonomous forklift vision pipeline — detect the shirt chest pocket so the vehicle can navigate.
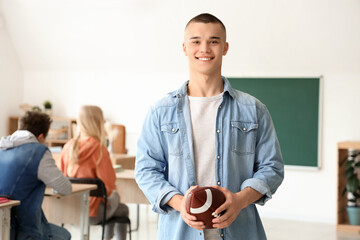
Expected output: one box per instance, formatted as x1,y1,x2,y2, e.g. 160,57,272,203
161,123,183,156
231,121,258,155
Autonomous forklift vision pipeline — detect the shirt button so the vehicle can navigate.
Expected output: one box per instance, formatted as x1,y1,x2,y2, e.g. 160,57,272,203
221,233,224,237
219,105,222,108
217,155,220,159
217,129,220,133
172,128,176,132
217,181,221,185
243,127,247,131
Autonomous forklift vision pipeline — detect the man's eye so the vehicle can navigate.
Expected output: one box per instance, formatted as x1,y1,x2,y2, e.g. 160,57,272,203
192,41,200,44
210,41,219,44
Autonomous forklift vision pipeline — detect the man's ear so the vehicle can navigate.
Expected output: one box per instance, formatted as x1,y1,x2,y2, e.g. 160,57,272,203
183,42,188,56
37,133,46,144
223,42,229,56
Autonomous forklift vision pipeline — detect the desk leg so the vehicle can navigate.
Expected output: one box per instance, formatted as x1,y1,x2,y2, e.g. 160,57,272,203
80,192,90,240
0,208,10,240
131,204,140,232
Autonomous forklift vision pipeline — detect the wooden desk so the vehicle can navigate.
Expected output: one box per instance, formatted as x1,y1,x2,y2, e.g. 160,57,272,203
116,170,148,204
0,200,20,240
52,152,61,165
42,184,97,240
116,170,149,231
111,154,136,169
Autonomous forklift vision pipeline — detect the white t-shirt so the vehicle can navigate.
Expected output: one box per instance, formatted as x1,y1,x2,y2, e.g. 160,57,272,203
188,92,223,239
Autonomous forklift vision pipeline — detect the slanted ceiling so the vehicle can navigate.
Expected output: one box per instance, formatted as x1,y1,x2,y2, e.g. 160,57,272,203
1,0,185,72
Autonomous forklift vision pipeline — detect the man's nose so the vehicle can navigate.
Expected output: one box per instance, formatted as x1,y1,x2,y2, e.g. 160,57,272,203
199,43,210,53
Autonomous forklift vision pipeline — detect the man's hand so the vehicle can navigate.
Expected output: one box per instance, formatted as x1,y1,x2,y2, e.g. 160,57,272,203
211,186,263,229
180,186,206,230
167,185,205,230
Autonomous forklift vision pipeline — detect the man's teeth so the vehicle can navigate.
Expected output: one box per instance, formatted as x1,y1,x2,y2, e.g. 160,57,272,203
198,58,211,61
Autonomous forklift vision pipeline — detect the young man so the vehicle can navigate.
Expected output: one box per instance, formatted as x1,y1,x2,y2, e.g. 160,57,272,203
0,111,72,240
135,13,284,240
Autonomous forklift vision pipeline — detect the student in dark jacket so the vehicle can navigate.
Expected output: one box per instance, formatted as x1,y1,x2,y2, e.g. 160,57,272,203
0,111,72,240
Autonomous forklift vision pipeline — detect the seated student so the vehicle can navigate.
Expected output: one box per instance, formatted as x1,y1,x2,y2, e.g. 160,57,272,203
60,105,129,240
0,111,72,240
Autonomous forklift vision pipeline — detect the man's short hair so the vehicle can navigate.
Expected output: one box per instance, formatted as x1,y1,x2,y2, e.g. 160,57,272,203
185,13,226,36
19,111,52,138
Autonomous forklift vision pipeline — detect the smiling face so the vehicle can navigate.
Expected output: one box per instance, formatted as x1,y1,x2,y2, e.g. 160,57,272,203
183,22,228,78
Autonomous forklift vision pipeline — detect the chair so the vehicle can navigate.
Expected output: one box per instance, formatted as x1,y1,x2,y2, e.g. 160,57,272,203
0,195,18,240
111,124,127,154
67,178,132,240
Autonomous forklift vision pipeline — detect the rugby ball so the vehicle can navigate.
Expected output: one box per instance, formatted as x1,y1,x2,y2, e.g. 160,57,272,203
185,186,226,229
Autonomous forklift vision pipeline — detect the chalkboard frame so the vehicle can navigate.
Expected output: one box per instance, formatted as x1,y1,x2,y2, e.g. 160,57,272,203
227,76,323,169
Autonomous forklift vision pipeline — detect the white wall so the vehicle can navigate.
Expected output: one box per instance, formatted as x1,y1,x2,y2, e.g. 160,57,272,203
1,0,360,224
0,5,23,137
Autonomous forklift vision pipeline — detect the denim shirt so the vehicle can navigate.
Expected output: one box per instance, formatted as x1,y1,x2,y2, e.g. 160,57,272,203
135,76,284,240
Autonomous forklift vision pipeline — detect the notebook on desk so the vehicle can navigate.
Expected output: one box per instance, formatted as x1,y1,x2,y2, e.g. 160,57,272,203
0,197,10,204
113,164,124,173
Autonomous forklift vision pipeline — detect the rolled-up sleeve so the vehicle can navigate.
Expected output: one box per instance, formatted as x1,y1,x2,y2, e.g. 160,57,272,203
244,104,284,205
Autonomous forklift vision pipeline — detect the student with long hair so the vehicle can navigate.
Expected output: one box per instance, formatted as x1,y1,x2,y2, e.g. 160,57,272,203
60,105,129,240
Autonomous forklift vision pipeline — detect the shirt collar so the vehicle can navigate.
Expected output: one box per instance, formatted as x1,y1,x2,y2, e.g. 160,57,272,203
169,76,236,99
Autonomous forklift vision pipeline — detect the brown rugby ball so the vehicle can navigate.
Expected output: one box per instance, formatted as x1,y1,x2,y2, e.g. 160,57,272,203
185,186,226,229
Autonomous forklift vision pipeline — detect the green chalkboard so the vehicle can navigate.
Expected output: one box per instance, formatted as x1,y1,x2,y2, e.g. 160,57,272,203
228,77,320,168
